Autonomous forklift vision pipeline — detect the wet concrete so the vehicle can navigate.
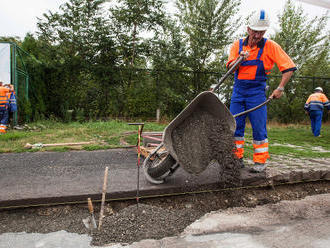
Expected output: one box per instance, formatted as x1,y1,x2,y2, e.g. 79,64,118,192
0,149,329,208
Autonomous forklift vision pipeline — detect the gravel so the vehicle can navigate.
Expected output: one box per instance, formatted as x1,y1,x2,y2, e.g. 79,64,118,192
91,203,202,246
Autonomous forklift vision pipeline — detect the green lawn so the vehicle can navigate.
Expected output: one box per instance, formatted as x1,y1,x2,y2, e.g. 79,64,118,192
0,120,166,153
243,124,330,159
0,120,329,159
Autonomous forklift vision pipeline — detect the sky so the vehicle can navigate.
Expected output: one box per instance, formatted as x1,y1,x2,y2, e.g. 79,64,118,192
0,0,329,39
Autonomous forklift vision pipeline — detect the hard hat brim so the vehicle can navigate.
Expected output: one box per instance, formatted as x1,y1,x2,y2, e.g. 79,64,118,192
248,25,268,31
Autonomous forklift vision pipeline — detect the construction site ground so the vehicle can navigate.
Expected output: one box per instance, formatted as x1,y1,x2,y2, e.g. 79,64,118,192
0,148,329,246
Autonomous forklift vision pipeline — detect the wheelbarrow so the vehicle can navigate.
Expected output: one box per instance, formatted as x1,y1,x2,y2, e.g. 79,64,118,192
143,56,271,184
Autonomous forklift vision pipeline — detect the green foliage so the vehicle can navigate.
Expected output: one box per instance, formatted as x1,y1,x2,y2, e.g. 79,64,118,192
176,0,241,95
110,0,166,66
267,0,329,123
2,0,327,123
17,96,32,123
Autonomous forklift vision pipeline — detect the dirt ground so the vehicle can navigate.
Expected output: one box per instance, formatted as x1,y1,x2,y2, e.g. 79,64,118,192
0,181,328,246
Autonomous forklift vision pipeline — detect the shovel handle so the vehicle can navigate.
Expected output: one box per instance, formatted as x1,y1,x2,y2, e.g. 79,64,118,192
233,97,272,118
212,56,245,93
88,198,94,214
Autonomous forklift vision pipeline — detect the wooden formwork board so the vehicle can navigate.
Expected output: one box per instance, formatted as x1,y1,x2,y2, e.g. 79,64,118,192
141,131,163,147
139,146,166,159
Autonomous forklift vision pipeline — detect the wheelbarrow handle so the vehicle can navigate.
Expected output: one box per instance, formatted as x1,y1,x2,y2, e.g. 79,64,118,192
233,97,273,118
212,56,245,93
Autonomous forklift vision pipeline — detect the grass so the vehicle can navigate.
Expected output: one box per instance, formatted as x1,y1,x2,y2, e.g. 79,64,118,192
0,120,167,153
0,120,329,159
242,123,330,159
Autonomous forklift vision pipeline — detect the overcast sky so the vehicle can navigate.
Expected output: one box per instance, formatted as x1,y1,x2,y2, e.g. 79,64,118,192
0,0,329,39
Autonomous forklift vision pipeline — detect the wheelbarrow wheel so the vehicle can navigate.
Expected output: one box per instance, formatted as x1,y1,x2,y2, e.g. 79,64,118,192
147,153,176,179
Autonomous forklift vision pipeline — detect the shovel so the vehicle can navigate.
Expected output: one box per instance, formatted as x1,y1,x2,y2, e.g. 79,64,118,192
83,198,97,230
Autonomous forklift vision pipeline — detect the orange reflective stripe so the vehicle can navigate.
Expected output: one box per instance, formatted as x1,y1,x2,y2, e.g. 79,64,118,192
253,153,270,164
253,142,269,163
253,142,268,149
233,140,245,159
233,147,244,159
0,125,7,133
235,140,244,145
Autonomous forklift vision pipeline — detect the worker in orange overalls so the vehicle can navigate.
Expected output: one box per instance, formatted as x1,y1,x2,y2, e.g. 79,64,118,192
227,10,296,173
0,81,10,134
304,87,330,137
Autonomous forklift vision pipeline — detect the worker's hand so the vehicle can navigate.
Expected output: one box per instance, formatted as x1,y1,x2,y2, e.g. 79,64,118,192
270,88,284,99
239,51,249,60
305,111,309,115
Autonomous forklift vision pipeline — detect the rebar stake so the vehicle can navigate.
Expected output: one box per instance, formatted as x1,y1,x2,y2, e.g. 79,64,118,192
128,122,144,210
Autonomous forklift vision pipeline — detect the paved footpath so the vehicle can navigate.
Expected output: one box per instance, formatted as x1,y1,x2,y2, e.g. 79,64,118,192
0,149,329,208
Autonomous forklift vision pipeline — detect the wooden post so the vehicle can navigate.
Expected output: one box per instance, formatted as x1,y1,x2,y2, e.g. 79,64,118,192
156,108,160,123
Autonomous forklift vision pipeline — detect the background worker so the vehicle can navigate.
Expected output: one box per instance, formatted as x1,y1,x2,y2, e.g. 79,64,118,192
227,10,296,173
304,87,330,137
6,84,17,113
0,81,10,134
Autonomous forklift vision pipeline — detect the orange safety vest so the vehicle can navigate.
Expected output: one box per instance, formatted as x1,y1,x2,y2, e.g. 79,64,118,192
0,86,10,109
304,92,330,111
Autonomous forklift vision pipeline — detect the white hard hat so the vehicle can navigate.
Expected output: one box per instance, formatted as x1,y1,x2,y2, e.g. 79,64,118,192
314,87,323,92
248,10,270,31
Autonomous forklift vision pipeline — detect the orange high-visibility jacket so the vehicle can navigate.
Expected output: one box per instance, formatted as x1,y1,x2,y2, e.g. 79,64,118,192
227,38,296,77
304,92,330,111
0,86,10,109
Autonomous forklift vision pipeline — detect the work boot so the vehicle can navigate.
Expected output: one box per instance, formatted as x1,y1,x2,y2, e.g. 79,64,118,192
249,162,267,173
238,158,245,168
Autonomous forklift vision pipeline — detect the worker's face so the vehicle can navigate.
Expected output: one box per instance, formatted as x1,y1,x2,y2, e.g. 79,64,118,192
247,27,266,46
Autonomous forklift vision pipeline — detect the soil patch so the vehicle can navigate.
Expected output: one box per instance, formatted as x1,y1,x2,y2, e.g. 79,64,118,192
0,181,328,246
171,107,240,187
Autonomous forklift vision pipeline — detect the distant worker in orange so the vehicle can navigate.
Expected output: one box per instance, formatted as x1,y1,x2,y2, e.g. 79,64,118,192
304,87,330,137
227,10,296,173
0,81,10,134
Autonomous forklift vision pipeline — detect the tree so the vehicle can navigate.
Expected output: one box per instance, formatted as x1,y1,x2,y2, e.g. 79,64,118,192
175,0,241,96
109,0,166,66
108,0,168,117
268,0,329,123
36,0,118,118
149,19,190,117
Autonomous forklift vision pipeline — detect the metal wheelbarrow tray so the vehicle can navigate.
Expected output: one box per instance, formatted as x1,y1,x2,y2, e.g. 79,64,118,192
162,91,236,174
143,56,271,183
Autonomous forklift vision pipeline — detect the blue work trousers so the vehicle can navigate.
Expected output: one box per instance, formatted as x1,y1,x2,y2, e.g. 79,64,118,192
230,89,267,141
0,108,9,125
309,110,323,137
